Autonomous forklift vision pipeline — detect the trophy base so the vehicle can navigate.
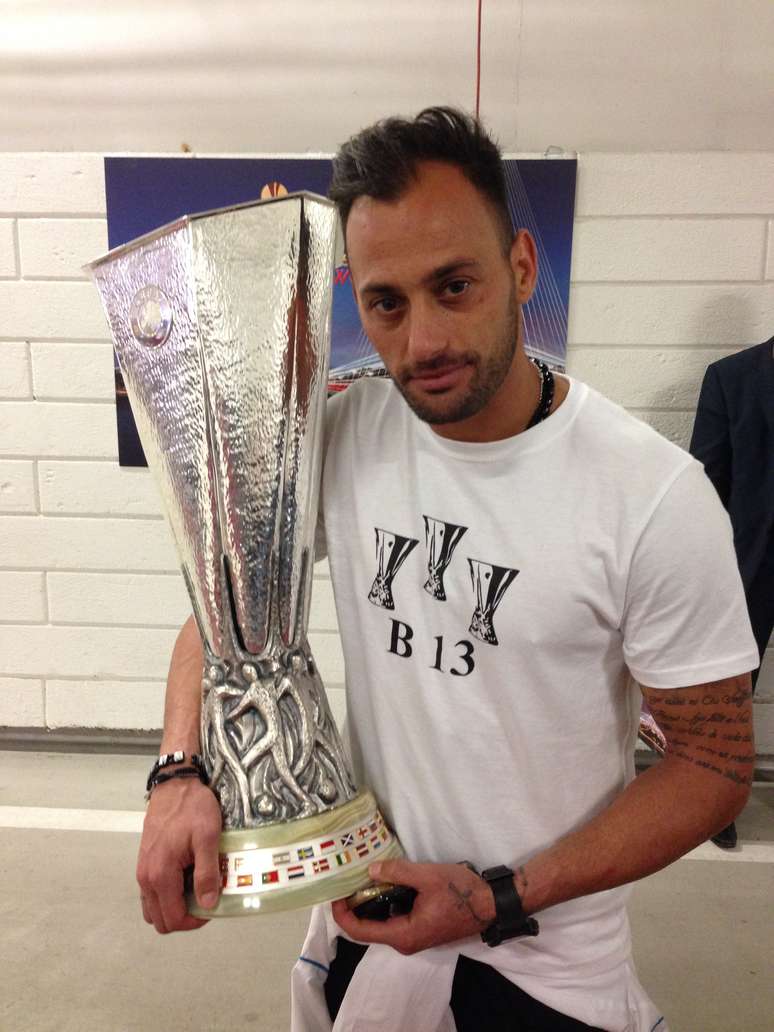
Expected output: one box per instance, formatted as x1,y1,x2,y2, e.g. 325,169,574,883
187,789,402,917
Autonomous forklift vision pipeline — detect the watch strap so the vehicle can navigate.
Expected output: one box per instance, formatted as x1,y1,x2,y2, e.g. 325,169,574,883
480,865,539,947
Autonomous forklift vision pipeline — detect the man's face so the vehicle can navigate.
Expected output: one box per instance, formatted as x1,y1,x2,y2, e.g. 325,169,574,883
345,161,536,431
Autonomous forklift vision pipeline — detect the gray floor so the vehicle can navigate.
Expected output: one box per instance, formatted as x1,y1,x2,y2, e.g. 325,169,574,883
1,752,772,1032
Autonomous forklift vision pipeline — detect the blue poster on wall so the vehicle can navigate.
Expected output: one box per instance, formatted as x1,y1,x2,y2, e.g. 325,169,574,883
104,156,576,465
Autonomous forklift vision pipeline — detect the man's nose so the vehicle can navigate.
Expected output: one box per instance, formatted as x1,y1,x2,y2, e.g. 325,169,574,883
405,302,449,366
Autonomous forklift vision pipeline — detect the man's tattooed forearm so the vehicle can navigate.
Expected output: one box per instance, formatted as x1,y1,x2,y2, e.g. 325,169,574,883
650,708,750,731
447,882,489,926
645,678,753,788
671,749,753,786
654,686,749,710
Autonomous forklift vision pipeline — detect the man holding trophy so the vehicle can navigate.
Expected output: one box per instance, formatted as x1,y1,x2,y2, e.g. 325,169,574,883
117,110,757,1031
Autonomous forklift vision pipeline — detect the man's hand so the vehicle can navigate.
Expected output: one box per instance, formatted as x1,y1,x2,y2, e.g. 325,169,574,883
331,858,495,955
136,776,222,934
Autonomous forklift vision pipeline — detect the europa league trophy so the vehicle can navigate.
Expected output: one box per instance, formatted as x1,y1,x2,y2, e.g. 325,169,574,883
87,193,401,917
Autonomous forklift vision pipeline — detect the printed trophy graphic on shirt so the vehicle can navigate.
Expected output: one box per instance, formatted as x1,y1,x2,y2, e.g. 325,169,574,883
468,559,519,645
422,515,468,601
86,193,402,917
367,528,419,610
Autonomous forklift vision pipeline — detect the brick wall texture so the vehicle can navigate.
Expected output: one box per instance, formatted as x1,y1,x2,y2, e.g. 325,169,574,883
1,152,772,752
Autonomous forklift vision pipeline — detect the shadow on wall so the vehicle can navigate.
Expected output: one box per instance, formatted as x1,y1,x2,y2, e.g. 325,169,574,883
692,290,759,362
646,291,759,444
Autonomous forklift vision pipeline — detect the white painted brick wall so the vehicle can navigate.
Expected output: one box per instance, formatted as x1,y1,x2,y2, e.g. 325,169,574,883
39,462,163,517
46,680,165,730
0,281,107,338
571,219,766,283
0,573,46,623
0,220,17,277
17,218,108,279
0,402,117,458
0,342,31,398
0,154,106,215
31,342,115,401
47,571,188,626
0,460,37,513
0,152,771,756
0,515,177,571
0,678,44,726
565,348,736,411
575,155,774,216
568,284,774,346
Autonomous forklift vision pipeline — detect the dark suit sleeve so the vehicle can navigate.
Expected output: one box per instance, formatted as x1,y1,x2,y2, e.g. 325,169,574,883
689,364,732,508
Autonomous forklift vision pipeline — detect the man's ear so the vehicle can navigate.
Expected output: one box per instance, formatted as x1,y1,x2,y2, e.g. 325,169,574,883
509,230,538,305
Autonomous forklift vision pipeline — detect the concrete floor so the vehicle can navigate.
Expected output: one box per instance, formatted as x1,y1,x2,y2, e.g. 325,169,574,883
1,752,772,1032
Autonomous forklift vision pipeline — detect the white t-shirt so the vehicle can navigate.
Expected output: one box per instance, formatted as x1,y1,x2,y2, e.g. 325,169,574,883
313,374,758,1030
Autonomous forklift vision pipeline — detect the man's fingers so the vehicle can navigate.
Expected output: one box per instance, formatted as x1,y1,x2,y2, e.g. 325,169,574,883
368,857,425,889
140,892,156,927
136,780,222,934
192,825,222,911
151,864,195,933
141,888,169,935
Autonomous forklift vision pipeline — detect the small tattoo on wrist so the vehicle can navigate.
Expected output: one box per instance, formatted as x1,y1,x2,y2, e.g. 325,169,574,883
448,881,489,926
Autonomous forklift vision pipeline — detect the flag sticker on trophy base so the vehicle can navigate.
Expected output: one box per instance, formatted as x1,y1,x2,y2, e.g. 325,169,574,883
86,192,403,917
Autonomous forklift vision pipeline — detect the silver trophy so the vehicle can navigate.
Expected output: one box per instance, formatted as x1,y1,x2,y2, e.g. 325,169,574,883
87,193,401,916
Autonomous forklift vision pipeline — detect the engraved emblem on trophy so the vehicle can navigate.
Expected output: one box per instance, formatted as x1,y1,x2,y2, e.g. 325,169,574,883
367,528,419,610
467,559,519,646
422,515,468,601
87,193,402,916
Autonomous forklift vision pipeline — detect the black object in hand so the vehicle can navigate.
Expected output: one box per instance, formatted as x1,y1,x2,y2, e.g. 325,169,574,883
351,883,418,921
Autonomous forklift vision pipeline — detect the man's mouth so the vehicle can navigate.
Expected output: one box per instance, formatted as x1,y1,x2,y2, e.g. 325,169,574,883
406,361,472,393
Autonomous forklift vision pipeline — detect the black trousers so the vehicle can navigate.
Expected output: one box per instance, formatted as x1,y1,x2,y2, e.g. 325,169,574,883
325,938,604,1032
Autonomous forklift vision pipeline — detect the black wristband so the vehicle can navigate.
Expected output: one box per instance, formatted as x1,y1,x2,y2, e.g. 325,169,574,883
145,765,209,801
480,865,539,947
145,751,207,793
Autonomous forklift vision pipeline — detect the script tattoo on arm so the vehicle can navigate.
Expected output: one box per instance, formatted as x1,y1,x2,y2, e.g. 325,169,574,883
642,674,755,787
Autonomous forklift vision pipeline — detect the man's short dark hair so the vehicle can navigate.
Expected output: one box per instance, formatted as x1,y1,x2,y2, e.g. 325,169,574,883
329,106,513,253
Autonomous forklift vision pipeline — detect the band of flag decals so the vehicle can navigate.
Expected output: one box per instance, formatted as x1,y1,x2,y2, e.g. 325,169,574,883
217,808,394,894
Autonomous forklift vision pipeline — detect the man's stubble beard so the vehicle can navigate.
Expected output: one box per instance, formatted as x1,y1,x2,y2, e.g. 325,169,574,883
393,289,520,426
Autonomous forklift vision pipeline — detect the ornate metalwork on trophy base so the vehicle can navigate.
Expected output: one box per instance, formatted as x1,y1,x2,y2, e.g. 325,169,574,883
88,192,402,917
201,650,354,826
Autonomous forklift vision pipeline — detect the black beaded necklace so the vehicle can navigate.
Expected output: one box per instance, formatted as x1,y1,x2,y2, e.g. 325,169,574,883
525,358,556,430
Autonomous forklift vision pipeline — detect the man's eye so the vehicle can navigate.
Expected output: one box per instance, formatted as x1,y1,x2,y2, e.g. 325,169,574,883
373,297,400,313
443,279,470,297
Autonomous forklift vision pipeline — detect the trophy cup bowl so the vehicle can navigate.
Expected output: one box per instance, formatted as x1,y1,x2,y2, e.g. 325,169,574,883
86,192,402,917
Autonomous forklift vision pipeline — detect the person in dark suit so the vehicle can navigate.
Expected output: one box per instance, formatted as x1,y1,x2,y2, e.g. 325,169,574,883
690,336,774,847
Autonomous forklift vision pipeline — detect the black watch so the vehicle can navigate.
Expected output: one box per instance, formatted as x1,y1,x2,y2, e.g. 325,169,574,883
480,865,539,947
